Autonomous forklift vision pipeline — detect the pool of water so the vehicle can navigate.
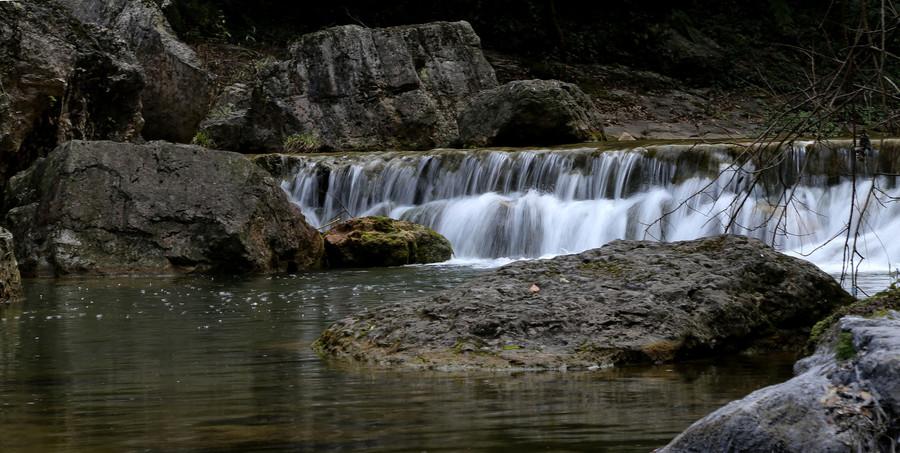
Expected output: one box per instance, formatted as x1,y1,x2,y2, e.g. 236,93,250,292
0,264,848,452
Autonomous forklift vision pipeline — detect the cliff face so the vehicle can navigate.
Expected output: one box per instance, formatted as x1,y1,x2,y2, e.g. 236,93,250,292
56,0,213,143
0,0,144,186
198,21,498,152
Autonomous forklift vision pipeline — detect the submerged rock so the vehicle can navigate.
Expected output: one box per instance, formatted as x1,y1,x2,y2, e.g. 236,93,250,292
0,227,22,303
458,80,604,147
57,0,213,143
3,140,323,276
314,236,851,369
198,21,498,152
0,0,144,184
324,216,453,268
660,307,900,452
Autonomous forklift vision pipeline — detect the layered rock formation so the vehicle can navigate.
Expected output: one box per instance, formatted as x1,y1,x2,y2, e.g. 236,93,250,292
57,0,213,142
0,0,144,185
3,140,323,276
458,79,604,146
198,21,498,152
314,236,851,369
324,216,453,268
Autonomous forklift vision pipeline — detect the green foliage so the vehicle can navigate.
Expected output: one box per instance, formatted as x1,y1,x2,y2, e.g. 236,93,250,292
283,133,321,153
835,331,856,361
191,130,215,148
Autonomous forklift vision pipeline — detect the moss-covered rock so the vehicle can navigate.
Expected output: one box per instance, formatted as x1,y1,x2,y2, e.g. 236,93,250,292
315,236,851,370
808,284,900,350
324,216,453,268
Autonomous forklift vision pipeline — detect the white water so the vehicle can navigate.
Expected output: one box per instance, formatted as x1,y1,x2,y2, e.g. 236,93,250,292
281,143,900,277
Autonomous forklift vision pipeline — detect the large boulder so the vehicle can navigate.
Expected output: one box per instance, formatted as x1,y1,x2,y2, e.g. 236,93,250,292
3,140,323,276
324,216,453,268
0,227,22,303
314,236,851,370
198,21,498,152
56,0,213,143
660,308,900,452
457,79,604,147
0,0,144,185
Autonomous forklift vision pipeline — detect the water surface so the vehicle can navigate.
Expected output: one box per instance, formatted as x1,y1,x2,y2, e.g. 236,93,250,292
0,265,801,452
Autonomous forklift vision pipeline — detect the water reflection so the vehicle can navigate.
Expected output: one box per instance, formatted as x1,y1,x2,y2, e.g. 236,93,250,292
1,266,799,452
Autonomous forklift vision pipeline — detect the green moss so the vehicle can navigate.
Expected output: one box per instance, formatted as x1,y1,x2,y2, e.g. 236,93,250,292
809,284,900,347
191,131,216,148
283,133,321,153
367,216,397,232
578,259,625,277
835,331,856,361
451,338,492,355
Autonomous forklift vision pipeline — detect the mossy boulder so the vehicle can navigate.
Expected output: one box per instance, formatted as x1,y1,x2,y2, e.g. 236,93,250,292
315,236,851,370
324,217,452,268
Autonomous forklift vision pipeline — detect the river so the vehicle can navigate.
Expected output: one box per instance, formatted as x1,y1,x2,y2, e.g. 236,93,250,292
2,140,897,451
1,266,799,452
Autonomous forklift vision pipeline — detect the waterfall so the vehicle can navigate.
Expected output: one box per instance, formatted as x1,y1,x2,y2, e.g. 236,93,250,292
279,141,900,274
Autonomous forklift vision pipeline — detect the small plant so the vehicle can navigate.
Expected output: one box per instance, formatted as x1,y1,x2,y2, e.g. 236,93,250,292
283,133,321,153
252,56,277,73
191,131,215,148
835,331,856,361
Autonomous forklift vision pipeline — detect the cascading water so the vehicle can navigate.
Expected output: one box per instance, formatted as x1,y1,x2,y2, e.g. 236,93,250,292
279,142,900,274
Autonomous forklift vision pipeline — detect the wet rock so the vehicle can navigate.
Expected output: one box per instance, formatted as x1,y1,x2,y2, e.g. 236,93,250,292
660,308,900,453
0,227,22,303
57,0,213,143
457,80,604,147
324,216,453,268
0,0,144,185
198,21,498,152
314,236,851,370
3,140,323,276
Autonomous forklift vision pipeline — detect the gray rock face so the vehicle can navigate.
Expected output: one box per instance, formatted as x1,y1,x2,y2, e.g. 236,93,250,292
458,79,604,147
199,21,498,152
660,314,900,453
56,0,213,143
3,140,324,276
314,236,851,370
0,0,144,185
0,227,22,303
